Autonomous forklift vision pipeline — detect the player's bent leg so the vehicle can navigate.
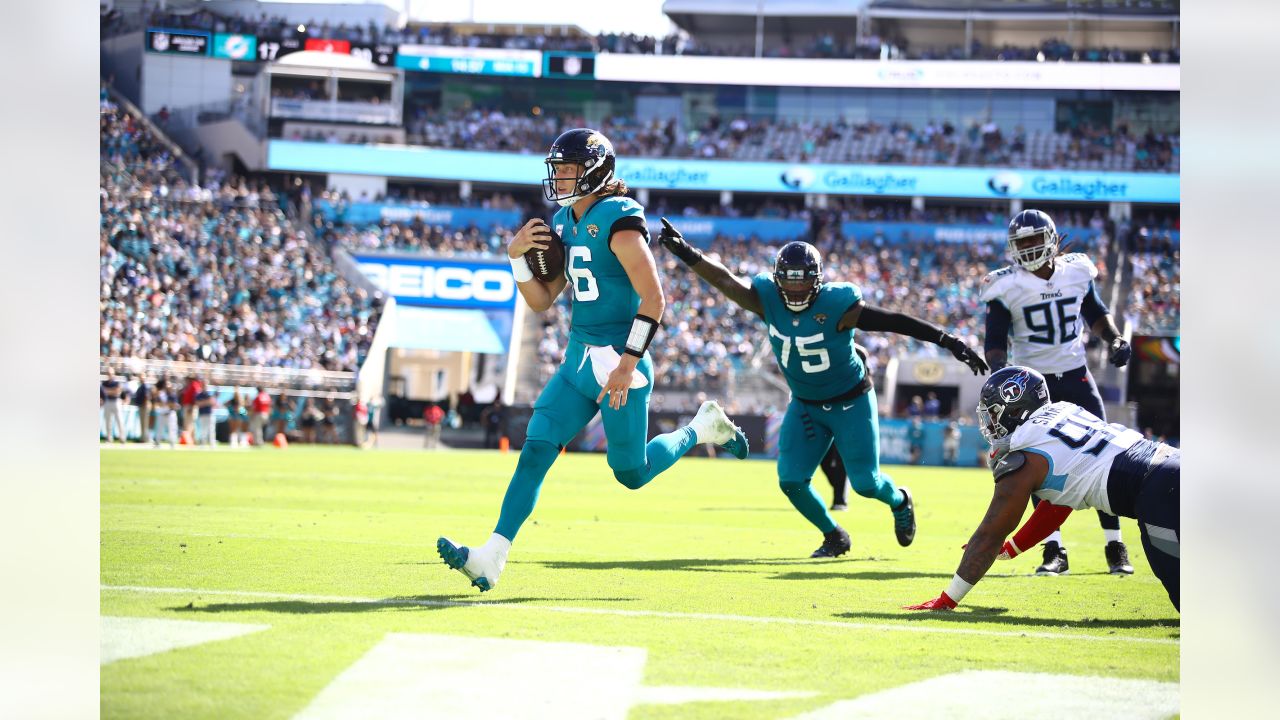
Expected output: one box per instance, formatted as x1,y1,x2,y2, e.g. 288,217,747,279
777,400,840,544
831,391,915,545
1136,457,1180,610
779,478,839,535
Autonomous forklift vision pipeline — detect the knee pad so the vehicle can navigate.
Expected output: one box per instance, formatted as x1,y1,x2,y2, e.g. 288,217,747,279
515,439,560,477
612,466,648,490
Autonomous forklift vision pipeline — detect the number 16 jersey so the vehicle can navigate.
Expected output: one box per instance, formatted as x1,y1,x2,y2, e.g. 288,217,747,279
980,253,1099,374
1009,401,1143,515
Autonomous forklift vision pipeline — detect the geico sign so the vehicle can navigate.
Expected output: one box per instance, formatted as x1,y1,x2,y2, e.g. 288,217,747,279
359,263,516,304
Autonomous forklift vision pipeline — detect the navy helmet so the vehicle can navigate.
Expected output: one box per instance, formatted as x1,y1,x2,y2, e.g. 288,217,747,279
773,241,823,312
1007,209,1060,271
542,128,616,207
976,366,1051,443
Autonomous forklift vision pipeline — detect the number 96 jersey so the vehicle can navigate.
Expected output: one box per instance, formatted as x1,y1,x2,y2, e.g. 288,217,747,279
980,253,1099,374
751,274,866,402
1010,401,1143,515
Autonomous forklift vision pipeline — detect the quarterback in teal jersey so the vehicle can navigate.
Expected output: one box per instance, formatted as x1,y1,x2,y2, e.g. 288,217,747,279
437,129,749,592
660,221,989,557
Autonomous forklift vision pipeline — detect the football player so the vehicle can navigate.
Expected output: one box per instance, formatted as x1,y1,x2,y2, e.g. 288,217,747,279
980,209,1134,576
905,367,1179,611
437,129,749,592
661,224,988,557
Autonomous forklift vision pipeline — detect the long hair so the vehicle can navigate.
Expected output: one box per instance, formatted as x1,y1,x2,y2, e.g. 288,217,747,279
600,177,628,197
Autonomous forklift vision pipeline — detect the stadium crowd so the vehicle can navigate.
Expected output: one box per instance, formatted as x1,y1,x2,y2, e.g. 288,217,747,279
391,108,1180,172
1125,231,1180,336
101,6,1178,64
100,94,382,373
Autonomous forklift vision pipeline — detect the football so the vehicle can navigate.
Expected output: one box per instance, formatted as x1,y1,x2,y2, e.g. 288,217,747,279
525,224,565,282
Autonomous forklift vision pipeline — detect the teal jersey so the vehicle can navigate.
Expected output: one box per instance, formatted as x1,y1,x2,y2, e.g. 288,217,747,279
551,196,650,348
751,273,867,402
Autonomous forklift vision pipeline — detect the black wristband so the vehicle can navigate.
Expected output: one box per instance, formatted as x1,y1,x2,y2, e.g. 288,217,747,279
624,314,660,358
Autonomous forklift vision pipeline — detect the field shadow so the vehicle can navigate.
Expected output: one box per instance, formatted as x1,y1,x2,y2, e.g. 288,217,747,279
529,556,883,574
771,570,953,582
166,595,638,615
838,607,1181,632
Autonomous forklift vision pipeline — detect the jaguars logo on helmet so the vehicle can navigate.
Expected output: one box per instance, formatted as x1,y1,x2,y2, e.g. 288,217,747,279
773,241,823,312
977,366,1050,442
543,128,617,207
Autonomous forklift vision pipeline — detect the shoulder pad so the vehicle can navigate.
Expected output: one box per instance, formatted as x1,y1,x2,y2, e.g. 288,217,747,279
992,450,1027,482
983,266,1017,283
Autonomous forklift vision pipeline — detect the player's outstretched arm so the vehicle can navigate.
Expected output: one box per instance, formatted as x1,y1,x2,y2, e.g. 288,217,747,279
983,301,1011,371
841,301,989,375
508,218,568,312
1080,281,1131,366
656,217,764,317
904,452,1043,611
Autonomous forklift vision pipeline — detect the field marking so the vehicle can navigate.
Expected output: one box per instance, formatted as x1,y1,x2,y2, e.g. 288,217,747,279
101,585,1178,646
785,670,1178,719
101,616,269,665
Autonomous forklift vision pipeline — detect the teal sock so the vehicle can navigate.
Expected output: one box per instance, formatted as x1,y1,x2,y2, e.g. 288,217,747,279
780,480,838,533
613,427,698,490
493,440,560,541
851,468,902,508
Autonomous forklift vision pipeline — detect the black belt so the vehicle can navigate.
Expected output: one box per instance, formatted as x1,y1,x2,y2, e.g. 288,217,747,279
798,375,873,407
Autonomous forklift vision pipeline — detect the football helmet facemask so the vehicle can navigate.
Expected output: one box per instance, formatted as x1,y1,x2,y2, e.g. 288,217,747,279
773,241,823,312
1007,209,1062,272
543,128,616,207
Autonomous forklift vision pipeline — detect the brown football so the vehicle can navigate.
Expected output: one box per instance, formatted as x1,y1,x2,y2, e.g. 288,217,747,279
525,224,565,282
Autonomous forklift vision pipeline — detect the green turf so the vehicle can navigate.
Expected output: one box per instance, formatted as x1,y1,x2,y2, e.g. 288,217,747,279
101,447,1178,718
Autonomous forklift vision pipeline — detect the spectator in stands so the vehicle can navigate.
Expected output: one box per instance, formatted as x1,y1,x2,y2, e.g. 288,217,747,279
423,403,445,449
924,391,941,420
101,371,127,443
133,375,152,444
250,387,272,447
194,381,217,446
907,395,924,420
481,399,506,449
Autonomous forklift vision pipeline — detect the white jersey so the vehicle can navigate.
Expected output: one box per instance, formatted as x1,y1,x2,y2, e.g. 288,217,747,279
980,253,1099,374
1008,401,1143,515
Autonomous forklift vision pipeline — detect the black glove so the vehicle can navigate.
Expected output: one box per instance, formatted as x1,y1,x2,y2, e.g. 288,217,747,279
943,335,990,375
658,217,703,266
1109,338,1132,367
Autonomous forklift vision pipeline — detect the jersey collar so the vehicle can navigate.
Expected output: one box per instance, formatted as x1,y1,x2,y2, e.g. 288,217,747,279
569,195,609,225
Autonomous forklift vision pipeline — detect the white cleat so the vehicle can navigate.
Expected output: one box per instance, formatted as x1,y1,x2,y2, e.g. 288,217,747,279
689,400,734,446
437,534,510,592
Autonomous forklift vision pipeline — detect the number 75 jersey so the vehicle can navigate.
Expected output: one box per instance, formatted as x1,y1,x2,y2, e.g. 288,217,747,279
751,273,866,402
980,253,1098,374
1010,401,1143,515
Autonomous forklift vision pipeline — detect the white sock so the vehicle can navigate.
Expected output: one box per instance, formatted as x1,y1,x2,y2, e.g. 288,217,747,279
1046,530,1063,547
481,532,512,558
1104,529,1123,543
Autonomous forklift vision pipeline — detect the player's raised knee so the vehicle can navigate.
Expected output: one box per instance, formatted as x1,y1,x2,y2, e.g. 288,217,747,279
779,477,810,494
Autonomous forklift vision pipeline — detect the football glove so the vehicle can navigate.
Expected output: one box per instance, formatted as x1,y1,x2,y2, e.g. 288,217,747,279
943,335,990,375
960,540,1019,560
658,217,703,266
903,592,958,611
1109,338,1132,367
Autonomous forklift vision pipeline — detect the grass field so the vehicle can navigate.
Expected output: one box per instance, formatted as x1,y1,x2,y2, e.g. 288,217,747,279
101,446,1179,719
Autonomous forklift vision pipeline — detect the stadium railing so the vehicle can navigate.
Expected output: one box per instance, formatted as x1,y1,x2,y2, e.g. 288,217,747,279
100,357,357,398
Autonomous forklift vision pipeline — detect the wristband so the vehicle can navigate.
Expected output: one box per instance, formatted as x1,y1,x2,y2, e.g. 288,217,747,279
623,314,660,358
509,254,534,283
945,574,974,604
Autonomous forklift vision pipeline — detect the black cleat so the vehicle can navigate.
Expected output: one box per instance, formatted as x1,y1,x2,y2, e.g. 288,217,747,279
892,487,916,547
810,527,851,558
1105,541,1135,575
1034,541,1070,576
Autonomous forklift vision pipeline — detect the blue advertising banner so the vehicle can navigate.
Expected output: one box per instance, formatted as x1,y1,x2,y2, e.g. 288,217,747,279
840,221,1101,244
268,141,1180,204
315,200,523,228
877,418,987,467
645,215,808,242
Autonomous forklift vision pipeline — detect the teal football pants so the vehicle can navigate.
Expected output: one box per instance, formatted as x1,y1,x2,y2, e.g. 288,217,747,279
776,389,902,533
493,339,698,540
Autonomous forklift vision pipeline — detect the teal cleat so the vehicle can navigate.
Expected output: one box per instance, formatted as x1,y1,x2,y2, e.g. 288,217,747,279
719,422,750,460
437,536,505,592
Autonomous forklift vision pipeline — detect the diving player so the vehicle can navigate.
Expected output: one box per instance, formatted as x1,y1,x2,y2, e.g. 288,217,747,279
660,222,989,557
437,129,749,592
981,209,1135,576
904,367,1179,611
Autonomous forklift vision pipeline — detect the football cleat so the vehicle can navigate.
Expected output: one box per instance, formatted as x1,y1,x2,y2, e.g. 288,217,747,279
1034,541,1070,576
829,501,848,512
892,487,916,547
689,400,749,459
437,535,508,592
1105,541,1135,575
810,527,851,558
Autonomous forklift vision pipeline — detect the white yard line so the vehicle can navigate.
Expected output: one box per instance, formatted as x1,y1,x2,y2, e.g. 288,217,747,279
102,585,1179,646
